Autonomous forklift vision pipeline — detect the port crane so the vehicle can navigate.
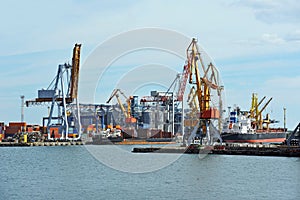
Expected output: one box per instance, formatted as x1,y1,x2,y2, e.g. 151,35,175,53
141,38,223,140
249,93,273,130
183,38,223,144
106,89,137,124
26,44,82,140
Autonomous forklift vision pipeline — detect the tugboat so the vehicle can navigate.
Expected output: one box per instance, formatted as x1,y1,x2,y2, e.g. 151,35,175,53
221,93,287,143
92,128,123,144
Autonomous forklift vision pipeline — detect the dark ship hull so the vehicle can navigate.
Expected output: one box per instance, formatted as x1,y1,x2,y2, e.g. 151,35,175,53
92,135,123,145
221,132,287,143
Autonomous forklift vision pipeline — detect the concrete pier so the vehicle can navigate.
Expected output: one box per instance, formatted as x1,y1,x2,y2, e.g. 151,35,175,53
0,141,84,147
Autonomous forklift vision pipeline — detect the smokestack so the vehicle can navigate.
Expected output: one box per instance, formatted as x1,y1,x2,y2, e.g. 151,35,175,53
283,107,286,132
21,95,25,122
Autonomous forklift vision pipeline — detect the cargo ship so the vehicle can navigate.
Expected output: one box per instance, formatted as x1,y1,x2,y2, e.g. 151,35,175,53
221,94,287,143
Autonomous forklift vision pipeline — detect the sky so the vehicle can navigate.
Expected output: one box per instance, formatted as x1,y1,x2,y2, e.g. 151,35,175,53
0,0,299,129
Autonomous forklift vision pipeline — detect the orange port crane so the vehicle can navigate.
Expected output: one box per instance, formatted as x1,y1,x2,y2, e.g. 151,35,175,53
181,38,223,144
186,38,221,119
106,89,137,123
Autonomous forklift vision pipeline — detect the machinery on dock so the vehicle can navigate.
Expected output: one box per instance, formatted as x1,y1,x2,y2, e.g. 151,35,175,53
101,38,224,145
182,38,223,145
106,89,137,124
285,122,300,146
26,44,82,140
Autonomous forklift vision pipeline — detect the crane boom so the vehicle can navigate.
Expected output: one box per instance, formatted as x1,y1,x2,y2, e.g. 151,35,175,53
116,94,129,118
70,44,81,100
106,89,135,122
257,97,273,117
177,64,190,101
106,89,119,104
187,39,203,112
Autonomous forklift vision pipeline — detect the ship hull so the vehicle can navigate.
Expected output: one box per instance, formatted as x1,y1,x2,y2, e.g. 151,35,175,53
221,132,287,143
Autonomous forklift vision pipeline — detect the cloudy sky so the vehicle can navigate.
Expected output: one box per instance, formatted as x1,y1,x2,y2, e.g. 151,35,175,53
1,0,299,129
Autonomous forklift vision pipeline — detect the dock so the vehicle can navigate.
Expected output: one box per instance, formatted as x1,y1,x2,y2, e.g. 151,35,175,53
132,144,212,154
212,143,300,157
132,143,300,157
0,141,84,147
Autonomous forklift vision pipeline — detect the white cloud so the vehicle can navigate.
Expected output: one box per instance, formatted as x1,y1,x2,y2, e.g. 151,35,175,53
233,31,300,47
264,76,300,91
261,33,285,44
286,30,300,42
233,0,300,24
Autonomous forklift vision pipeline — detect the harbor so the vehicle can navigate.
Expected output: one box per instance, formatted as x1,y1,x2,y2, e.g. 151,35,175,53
0,40,299,158
2,2,300,200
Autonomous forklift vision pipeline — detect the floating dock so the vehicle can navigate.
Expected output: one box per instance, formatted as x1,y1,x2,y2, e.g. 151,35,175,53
86,138,177,145
132,143,300,157
212,143,300,157
132,144,212,154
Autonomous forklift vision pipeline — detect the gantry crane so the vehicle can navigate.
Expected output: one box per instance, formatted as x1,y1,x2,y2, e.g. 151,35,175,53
106,89,137,124
26,44,82,140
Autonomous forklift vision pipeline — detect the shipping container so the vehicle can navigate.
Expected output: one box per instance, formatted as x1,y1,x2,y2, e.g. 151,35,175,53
137,129,149,139
49,127,60,138
201,108,220,119
9,122,27,127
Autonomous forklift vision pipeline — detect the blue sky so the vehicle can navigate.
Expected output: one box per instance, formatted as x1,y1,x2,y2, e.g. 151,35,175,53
1,0,299,129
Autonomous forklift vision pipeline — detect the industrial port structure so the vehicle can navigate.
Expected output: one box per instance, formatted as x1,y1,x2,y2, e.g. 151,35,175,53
25,44,82,141
0,38,299,150
0,38,224,144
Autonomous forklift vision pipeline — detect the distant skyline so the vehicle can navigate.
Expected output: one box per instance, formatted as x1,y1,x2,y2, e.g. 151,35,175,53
1,0,299,129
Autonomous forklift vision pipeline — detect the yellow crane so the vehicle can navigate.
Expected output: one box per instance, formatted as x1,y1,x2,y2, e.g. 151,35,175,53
186,38,220,119
250,93,273,130
106,89,137,123
182,38,223,143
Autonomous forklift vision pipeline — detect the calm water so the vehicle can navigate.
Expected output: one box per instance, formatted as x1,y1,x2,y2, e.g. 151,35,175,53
0,145,299,200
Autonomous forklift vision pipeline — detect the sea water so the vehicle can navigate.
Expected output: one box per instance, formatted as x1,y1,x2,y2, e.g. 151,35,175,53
0,145,299,200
